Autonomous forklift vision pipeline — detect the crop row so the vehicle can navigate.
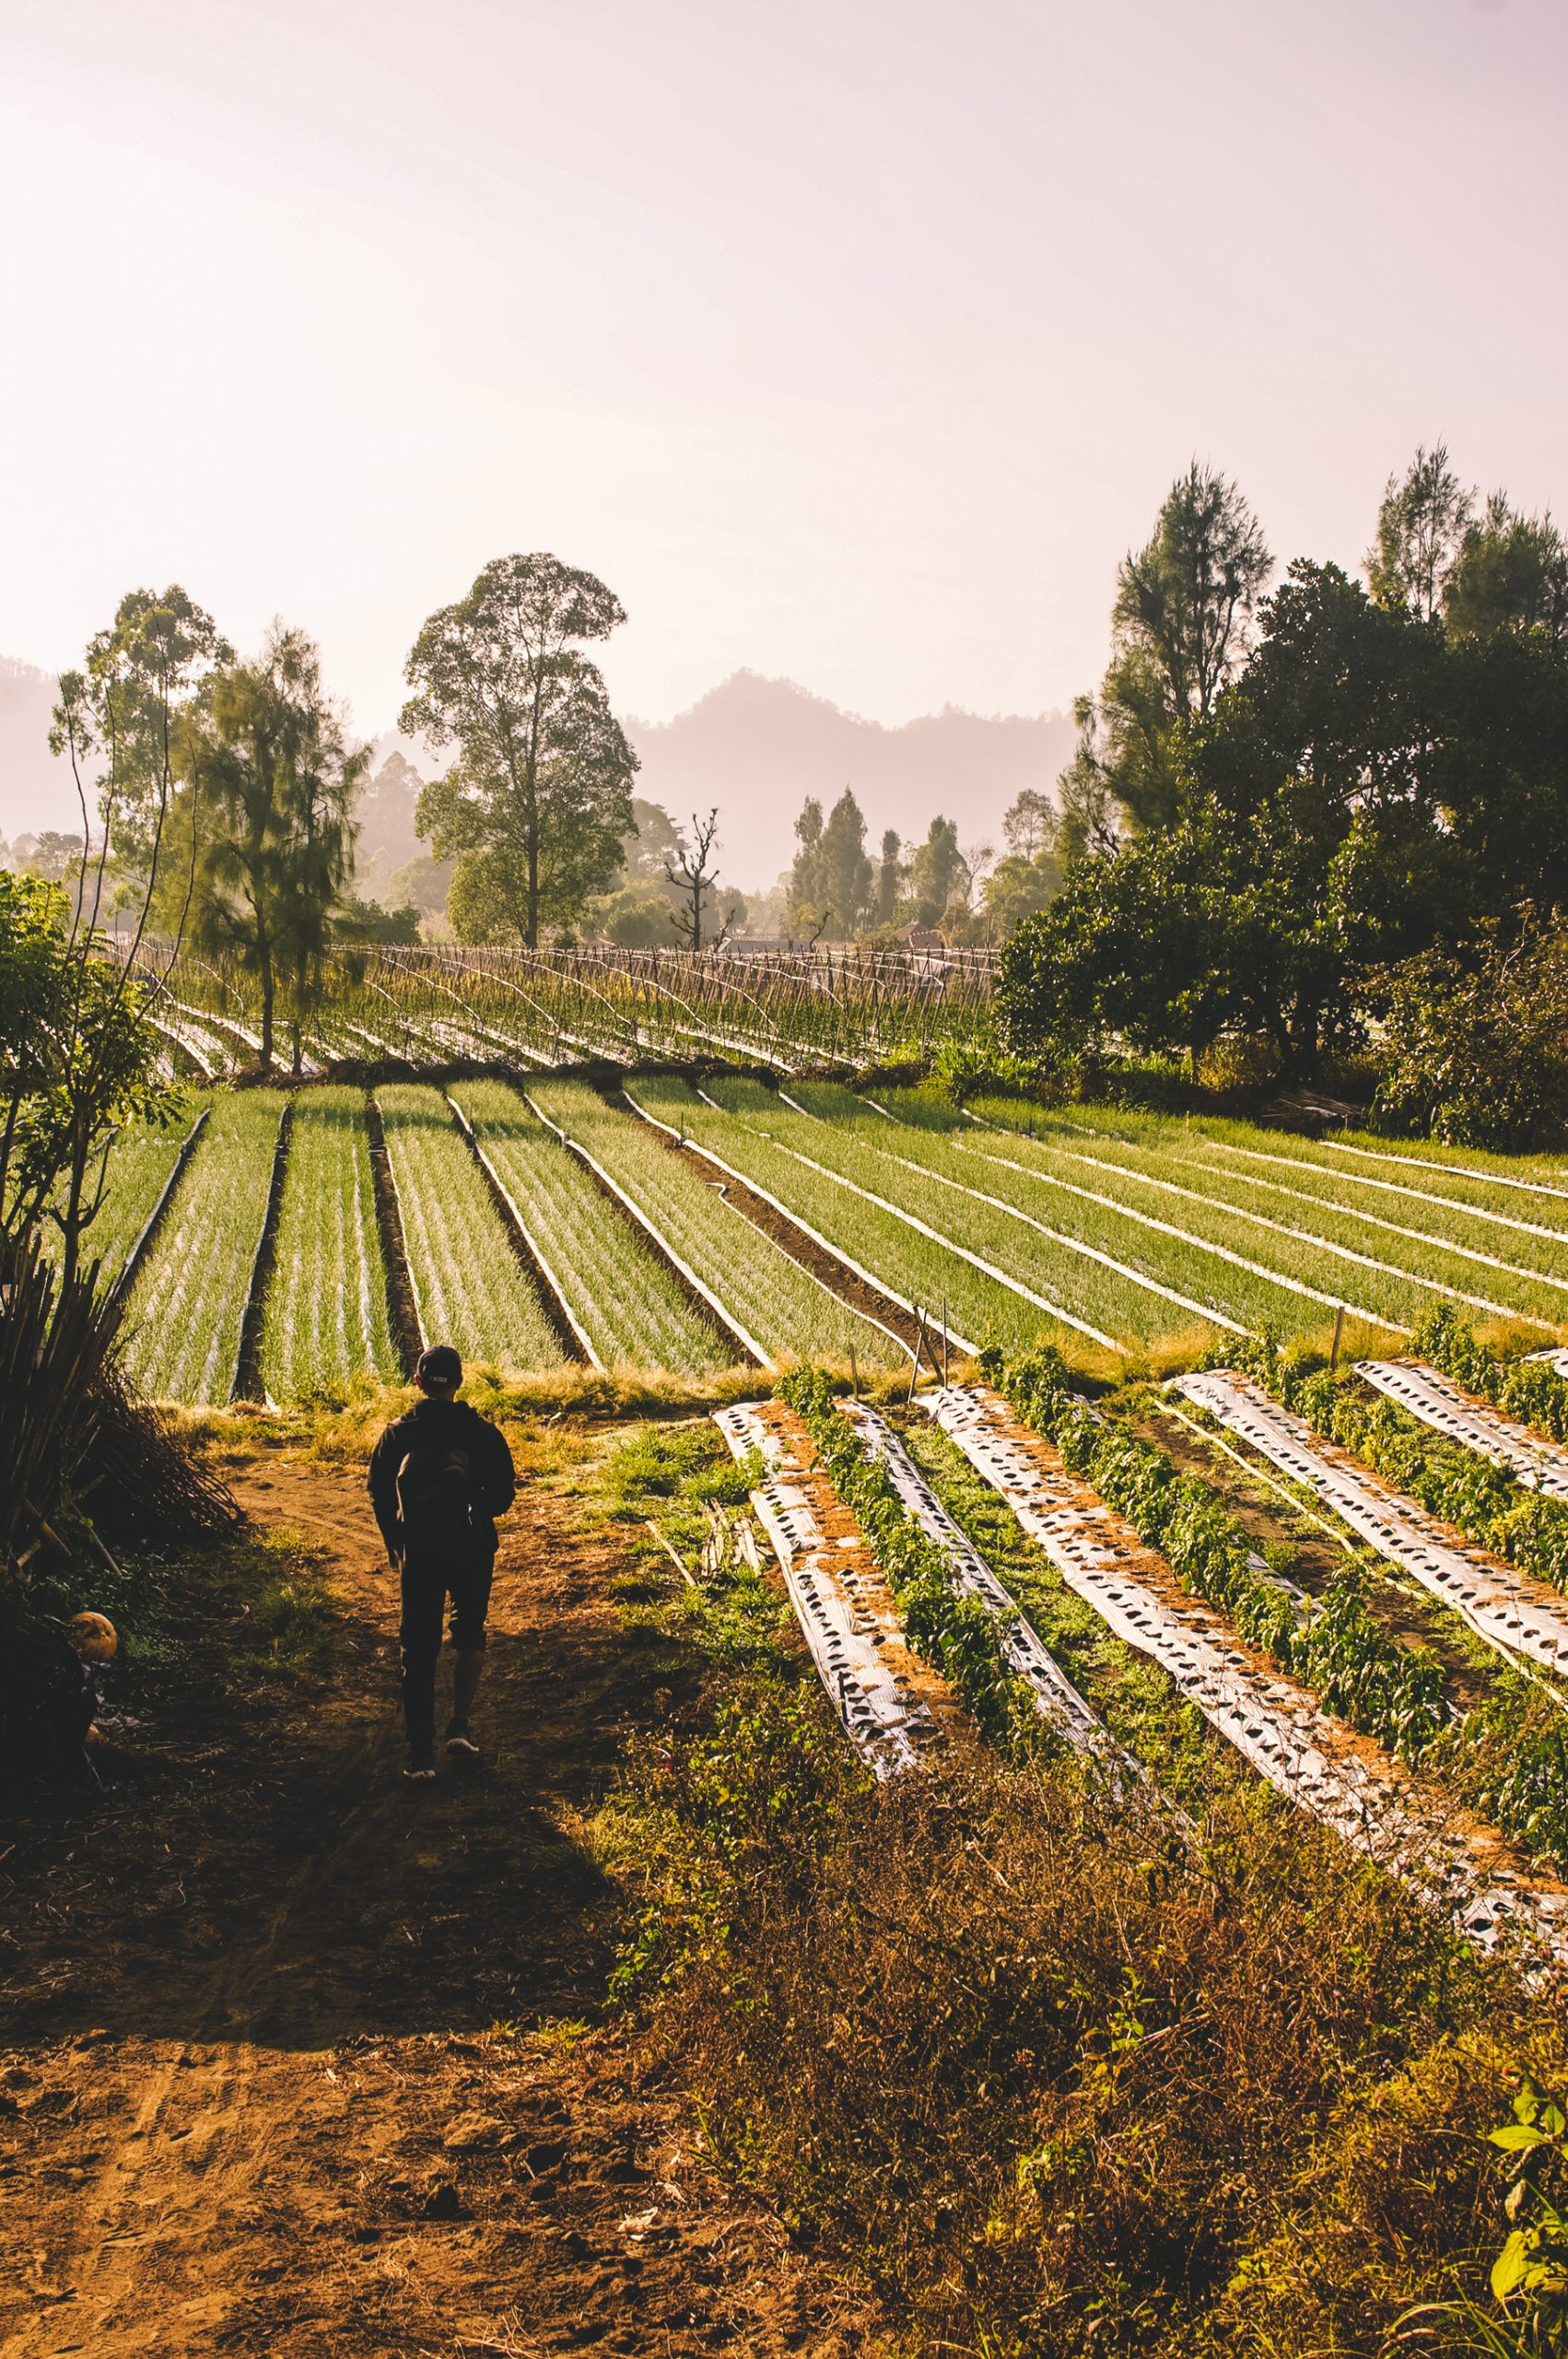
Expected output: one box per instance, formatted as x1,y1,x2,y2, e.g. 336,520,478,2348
260,1086,401,1401
530,1079,905,1371
452,1082,722,1376
123,1090,287,1404
987,1343,1568,1874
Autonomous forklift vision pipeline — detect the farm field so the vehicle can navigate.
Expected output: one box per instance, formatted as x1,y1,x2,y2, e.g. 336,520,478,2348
966,1098,1568,1320
120,1088,287,1403
451,1080,724,1375
636,1074,1236,1356
375,1084,564,1371
65,1107,202,1287
528,1077,905,1369
70,1074,1568,1403
260,1087,400,1402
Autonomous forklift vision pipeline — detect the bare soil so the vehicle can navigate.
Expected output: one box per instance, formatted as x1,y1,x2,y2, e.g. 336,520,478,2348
0,1447,880,2359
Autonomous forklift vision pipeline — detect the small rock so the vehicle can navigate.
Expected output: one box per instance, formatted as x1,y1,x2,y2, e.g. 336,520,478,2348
422,2178,463,2220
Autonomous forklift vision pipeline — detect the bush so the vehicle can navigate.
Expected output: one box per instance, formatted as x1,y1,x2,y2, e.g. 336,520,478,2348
1367,910,1568,1148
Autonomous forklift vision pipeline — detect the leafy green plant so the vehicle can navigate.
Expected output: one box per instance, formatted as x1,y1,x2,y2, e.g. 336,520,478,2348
1399,2077,1568,2356
1420,1306,1568,1450
779,1365,1039,1753
1223,1328,1568,1597
979,1342,1449,1766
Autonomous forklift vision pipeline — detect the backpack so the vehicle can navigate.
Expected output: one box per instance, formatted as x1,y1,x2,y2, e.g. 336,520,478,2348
395,1444,474,1543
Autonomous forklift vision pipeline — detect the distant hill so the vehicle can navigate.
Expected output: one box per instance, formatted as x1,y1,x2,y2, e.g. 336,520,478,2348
0,659,78,843
624,673,1075,888
3,656,1076,896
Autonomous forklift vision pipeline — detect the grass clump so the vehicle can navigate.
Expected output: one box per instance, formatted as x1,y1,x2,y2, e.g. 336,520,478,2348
615,1677,1547,2357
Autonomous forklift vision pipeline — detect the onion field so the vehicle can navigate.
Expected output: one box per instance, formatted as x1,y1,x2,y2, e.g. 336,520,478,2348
261,1088,400,1401
451,1080,724,1375
529,1077,905,1370
122,1089,287,1404
74,1065,1568,1406
69,1107,204,1288
375,1084,563,1371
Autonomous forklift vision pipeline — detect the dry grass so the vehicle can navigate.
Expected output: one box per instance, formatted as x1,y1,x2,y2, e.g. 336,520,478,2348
613,1685,1567,2359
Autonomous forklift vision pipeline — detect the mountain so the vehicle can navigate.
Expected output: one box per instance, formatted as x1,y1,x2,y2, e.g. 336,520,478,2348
0,660,78,843
2,655,1077,898
623,673,1075,889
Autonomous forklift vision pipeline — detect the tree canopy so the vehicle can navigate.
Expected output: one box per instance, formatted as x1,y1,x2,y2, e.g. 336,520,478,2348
402,553,638,947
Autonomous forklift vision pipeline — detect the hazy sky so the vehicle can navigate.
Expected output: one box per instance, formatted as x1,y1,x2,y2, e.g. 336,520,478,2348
3,0,1565,737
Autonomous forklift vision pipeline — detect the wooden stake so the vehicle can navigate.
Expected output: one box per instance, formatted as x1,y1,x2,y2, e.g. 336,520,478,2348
942,1297,949,1386
848,1338,860,1398
907,1309,928,1405
1329,1303,1346,1373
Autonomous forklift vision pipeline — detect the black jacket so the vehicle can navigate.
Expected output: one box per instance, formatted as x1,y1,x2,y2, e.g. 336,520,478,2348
368,1398,516,1561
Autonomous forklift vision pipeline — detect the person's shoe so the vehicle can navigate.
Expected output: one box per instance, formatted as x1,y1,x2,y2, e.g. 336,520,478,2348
404,1750,438,1782
444,1720,482,1759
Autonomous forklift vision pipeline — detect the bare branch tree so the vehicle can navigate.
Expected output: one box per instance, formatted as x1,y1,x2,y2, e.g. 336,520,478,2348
663,809,723,952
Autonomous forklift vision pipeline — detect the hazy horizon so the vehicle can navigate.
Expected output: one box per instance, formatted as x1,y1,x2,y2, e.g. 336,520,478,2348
4,0,1566,752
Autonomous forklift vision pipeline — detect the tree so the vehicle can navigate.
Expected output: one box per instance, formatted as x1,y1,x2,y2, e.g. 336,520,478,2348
787,798,828,934
1366,443,1474,621
1367,910,1568,1148
10,832,82,885
1054,698,1123,866
402,553,638,948
593,882,681,946
1076,464,1271,831
872,828,903,927
622,798,685,886
177,626,366,1071
819,789,872,935
1002,789,1056,862
0,870,172,1285
1445,494,1568,640
663,810,725,950
909,816,965,926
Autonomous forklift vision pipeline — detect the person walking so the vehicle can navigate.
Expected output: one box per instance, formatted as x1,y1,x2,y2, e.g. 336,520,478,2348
368,1344,516,1781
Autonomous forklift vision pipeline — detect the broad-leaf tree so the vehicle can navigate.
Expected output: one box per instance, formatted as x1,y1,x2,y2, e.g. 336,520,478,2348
402,553,638,947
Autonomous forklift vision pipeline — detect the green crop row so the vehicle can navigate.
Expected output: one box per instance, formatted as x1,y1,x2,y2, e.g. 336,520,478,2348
1219,1330,1568,1595
532,1079,903,1370
377,1084,563,1371
261,1087,399,1401
778,1367,1036,1753
452,1081,723,1377
123,1090,287,1404
981,1344,1448,1761
986,1344,1568,1872
1419,1304,1568,1445
974,1097,1568,1294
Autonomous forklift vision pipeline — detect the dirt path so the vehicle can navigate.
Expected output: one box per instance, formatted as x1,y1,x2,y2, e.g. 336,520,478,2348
0,1448,878,2358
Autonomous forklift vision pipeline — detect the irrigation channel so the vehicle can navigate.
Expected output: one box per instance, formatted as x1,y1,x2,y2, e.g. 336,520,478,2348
720,1378,1568,1986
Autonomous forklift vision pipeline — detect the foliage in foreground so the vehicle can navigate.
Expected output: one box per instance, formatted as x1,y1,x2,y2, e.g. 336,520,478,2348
614,1677,1554,2357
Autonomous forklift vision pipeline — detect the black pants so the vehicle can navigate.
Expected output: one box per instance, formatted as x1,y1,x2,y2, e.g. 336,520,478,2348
398,1549,494,1753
